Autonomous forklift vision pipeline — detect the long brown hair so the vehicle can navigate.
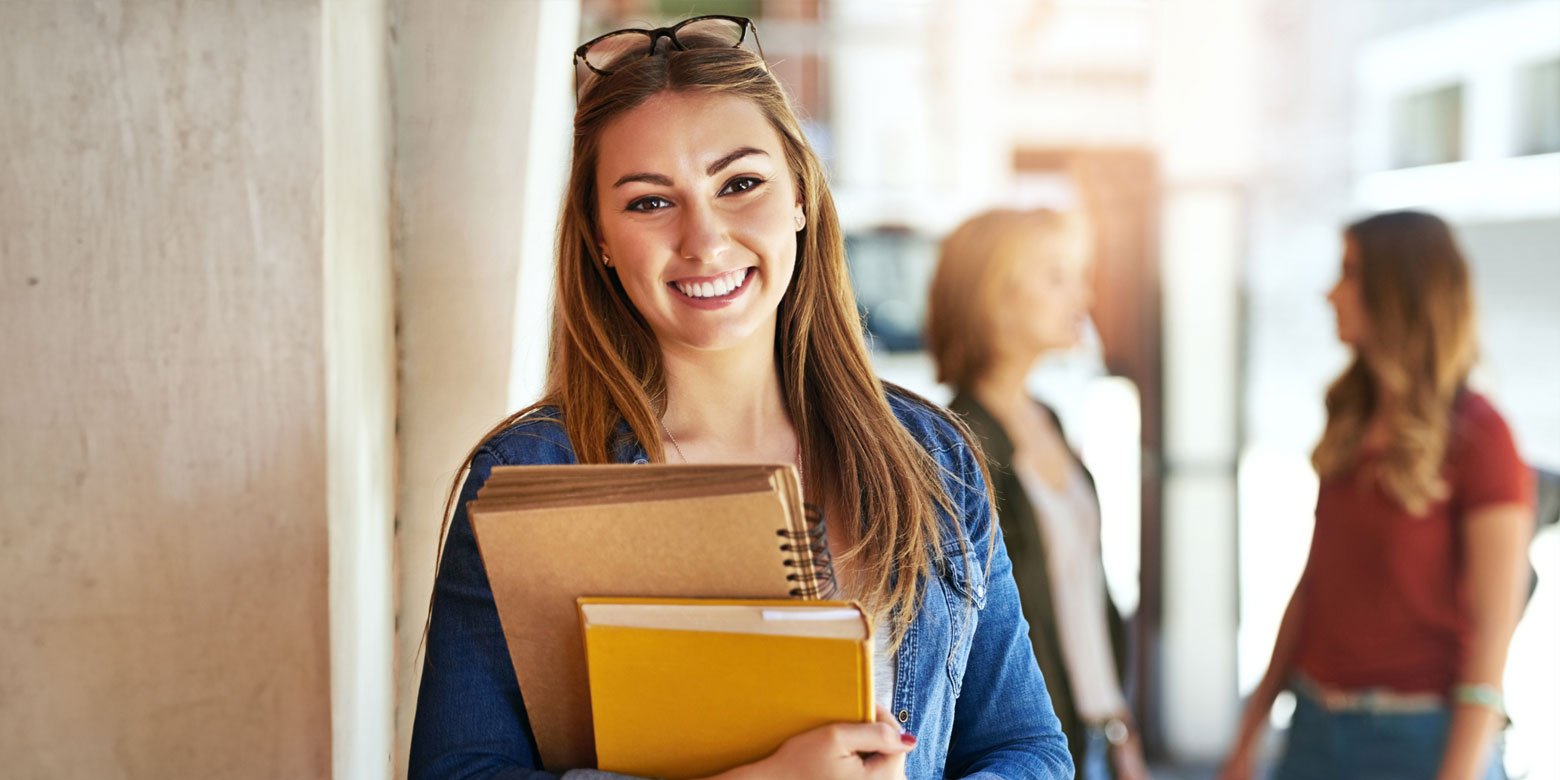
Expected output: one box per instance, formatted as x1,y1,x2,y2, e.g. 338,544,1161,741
435,37,963,650
1312,210,1477,514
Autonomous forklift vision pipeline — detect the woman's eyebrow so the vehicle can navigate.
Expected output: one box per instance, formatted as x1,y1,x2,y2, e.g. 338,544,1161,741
611,147,769,189
612,172,673,188
706,146,767,176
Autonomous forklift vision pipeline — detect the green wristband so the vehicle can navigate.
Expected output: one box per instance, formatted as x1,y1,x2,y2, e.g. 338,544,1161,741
1451,683,1505,715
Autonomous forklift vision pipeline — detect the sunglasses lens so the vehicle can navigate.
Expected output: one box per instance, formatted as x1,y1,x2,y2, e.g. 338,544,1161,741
674,17,748,49
581,30,654,72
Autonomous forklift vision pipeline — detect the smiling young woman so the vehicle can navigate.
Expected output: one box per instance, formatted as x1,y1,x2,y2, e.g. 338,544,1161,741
407,16,1072,780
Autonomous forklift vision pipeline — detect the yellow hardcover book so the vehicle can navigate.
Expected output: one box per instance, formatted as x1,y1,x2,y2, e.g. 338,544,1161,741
577,598,874,779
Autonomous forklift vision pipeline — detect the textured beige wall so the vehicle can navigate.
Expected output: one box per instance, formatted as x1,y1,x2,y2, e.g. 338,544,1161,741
0,2,332,776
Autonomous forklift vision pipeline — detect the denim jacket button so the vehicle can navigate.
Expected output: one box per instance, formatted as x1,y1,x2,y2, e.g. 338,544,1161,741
897,709,910,724
633,457,648,465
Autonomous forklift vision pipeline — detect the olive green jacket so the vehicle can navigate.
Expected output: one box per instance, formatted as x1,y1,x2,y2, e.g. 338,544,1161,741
948,393,1130,765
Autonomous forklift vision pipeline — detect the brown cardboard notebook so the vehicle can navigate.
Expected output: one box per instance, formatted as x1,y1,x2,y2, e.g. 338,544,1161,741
468,463,834,771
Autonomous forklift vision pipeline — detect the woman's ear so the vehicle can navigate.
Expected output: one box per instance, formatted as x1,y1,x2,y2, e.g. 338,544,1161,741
598,243,612,267
793,202,806,232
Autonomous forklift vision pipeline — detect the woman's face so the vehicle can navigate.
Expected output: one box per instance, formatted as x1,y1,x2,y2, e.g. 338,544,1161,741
594,91,804,356
1328,236,1370,348
991,232,1093,358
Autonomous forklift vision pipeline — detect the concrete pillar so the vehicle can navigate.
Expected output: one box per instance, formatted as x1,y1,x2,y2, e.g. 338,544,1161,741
0,0,397,776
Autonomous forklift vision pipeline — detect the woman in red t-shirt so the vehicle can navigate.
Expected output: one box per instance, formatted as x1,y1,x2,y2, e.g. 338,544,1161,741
1220,211,1535,780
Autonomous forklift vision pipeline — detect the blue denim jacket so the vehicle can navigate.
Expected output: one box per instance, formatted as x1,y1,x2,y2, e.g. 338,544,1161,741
410,389,1073,779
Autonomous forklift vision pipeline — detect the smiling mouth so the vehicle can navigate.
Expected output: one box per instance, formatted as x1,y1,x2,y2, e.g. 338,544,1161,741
668,267,753,300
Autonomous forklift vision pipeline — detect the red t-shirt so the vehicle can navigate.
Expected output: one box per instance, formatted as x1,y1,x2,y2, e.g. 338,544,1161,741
1294,392,1534,694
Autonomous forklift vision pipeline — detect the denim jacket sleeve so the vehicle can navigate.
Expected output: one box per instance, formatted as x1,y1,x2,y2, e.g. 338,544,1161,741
409,444,555,780
942,438,1075,779
408,430,644,780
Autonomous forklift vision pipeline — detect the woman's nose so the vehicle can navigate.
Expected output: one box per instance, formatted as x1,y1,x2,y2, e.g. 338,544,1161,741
676,201,729,264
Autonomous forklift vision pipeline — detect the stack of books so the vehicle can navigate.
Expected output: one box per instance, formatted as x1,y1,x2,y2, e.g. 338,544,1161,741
469,463,874,777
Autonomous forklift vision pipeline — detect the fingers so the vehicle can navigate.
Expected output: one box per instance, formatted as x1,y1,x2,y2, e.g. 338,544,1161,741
871,704,915,752
861,747,909,779
830,720,915,755
1214,762,1250,780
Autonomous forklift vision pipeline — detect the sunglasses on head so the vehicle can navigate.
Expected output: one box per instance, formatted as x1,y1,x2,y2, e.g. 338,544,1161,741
572,15,764,98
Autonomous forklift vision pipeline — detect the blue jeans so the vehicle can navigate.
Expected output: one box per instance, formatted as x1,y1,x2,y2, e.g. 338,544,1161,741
1080,726,1113,780
1275,687,1506,780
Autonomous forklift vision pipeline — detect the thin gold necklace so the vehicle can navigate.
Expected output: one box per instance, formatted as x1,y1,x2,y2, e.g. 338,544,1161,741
661,420,806,495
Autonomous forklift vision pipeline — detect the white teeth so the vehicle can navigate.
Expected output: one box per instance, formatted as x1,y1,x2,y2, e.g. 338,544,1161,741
675,268,748,298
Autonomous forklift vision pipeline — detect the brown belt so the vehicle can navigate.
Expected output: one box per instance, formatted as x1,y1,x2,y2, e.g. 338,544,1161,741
1292,674,1445,713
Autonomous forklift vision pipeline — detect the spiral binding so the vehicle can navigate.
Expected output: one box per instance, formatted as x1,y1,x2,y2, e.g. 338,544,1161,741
777,503,838,599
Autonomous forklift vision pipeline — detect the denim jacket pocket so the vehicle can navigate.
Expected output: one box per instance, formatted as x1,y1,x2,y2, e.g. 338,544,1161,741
939,541,987,695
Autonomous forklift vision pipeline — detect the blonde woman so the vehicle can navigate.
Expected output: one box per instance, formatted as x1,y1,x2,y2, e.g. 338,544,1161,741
408,16,1072,780
1220,211,1535,780
926,209,1150,780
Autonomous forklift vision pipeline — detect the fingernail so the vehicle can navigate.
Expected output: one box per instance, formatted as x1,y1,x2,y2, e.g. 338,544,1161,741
900,732,917,746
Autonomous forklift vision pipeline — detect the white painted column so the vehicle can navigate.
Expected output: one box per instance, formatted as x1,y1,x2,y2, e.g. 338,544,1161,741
510,1,580,411
390,1,578,774
1151,0,1255,761
324,1,397,778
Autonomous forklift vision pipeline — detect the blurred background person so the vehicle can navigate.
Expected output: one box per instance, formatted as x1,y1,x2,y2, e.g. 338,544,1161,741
1220,211,1536,780
927,209,1150,780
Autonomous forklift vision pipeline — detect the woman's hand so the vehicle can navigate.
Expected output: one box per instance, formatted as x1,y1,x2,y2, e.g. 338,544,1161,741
708,706,914,780
1214,737,1258,780
1110,732,1151,780
1217,583,1308,780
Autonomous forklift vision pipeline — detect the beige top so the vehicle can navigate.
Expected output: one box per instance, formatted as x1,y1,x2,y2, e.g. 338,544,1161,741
874,624,897,713
1016,462,1128,721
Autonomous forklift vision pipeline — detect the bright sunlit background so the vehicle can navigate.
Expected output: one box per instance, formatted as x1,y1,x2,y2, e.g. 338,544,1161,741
573,1,1560,776
4,1,1556,778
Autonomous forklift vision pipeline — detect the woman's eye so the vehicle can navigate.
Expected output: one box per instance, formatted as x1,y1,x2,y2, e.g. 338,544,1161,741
720,176,764,196
626,196,672,213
